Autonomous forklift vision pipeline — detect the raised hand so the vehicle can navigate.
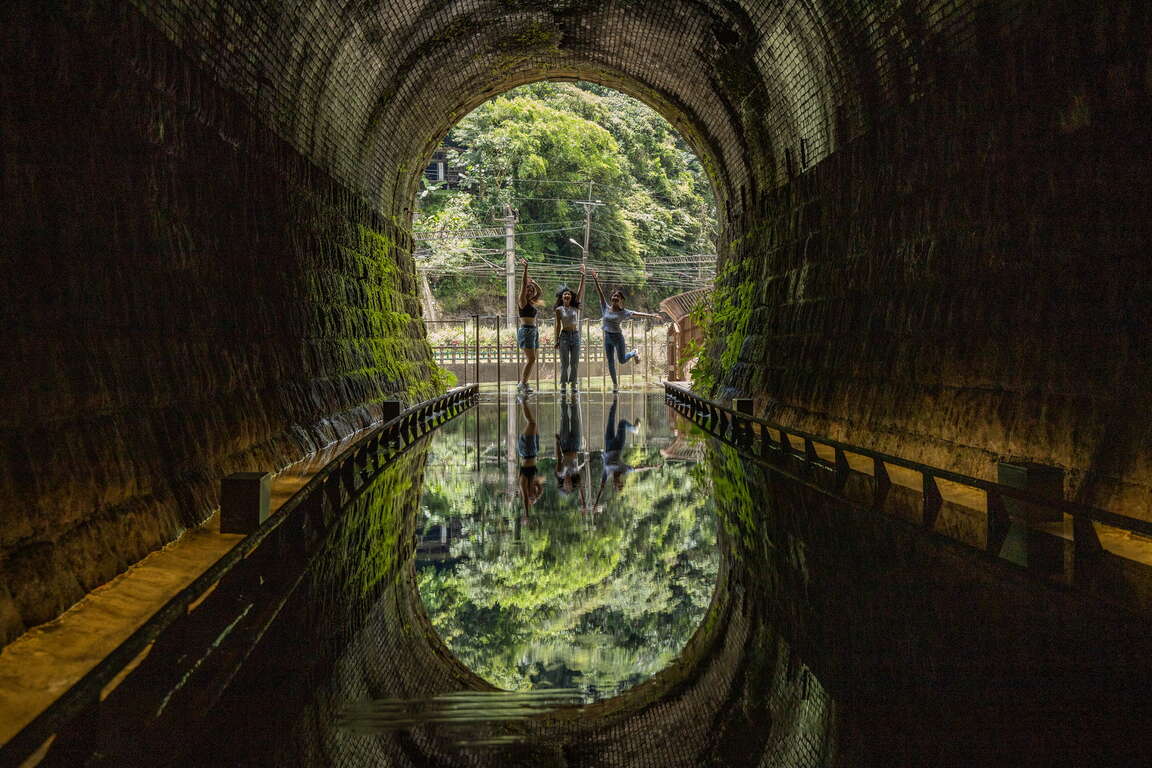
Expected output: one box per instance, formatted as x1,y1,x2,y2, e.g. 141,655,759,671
578,264,586,274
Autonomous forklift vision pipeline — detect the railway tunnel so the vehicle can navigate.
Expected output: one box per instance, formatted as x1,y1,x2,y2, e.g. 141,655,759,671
3,1,1152,765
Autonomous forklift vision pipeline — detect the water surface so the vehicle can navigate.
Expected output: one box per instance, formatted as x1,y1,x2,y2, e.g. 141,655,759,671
415,391,719,701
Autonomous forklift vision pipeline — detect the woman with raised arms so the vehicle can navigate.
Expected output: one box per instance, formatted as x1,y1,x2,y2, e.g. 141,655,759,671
591,273,661,393
553,264,587,392
515,257,543,396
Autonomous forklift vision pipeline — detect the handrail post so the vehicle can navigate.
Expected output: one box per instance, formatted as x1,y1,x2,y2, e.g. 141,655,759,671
872,457,890,509
461,318,468,387
985,490,1011,555
1073,514,1103,579
733,398,753,449
473,314,480,388
834,447,849,490
922,473,942,529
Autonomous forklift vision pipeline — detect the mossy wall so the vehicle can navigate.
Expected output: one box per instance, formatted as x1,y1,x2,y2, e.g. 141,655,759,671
0,4,441,643
707,2,1152,519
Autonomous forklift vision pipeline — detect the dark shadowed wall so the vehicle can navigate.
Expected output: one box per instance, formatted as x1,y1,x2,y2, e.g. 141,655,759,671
708,4,1152,519
0,3,443,643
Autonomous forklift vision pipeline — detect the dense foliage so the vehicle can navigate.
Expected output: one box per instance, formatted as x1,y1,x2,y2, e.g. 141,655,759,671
416,82,716,316
416,399,718,700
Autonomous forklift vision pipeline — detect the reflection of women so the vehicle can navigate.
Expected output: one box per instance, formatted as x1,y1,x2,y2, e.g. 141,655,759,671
554,393,586,501
516,258,543,396
553,265,587,392
518,398,544,512
596,397,656,503
591,273,661,393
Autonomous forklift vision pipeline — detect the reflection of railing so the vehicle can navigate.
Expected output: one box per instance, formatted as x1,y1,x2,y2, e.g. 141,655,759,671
0,386,479,767
665,382,1152,575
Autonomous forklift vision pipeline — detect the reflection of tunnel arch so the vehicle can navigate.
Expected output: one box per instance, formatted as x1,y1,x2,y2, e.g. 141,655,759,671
179,434,1151,767
181,442,834,768
4,0,1152,680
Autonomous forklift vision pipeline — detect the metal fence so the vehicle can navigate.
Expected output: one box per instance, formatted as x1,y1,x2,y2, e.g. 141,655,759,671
0,386,480,768
426,315,672,390
665,382,1152,603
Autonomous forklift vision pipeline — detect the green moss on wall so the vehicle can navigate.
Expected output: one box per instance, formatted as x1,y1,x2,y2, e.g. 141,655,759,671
691,257,756,395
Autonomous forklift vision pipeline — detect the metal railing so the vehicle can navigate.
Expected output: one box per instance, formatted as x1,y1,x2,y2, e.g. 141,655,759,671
665,382,1152,571
0,385,479,768
426,315,671,389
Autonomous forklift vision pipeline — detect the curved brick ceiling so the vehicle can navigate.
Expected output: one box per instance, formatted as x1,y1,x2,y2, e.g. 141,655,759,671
131,0,923,222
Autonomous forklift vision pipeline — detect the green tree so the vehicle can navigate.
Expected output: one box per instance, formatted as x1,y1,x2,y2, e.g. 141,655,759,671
415,82,716,316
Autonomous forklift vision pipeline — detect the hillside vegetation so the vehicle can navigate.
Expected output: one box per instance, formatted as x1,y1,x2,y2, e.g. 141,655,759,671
415,82,717,316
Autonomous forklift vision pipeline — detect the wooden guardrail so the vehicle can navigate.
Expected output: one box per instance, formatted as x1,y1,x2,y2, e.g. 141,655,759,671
665,381,1152,566
0,385,479,767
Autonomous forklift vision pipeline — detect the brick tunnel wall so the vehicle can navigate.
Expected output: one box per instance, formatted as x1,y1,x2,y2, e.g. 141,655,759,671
0,4,443,644
4,0,1151,645
710,2,1152,518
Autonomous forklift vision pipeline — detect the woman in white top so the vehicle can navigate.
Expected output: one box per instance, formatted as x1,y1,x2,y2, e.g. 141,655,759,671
553,264,587,391
592,273,661,393
554,393,586,503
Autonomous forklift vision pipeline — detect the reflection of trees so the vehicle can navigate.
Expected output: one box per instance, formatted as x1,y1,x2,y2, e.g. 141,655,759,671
417,423,718,700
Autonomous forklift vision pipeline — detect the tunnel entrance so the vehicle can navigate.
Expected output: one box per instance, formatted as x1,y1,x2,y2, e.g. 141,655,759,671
414,80,717,390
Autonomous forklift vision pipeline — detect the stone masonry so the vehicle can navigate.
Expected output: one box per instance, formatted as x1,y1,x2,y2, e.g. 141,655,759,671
4,1,1151,643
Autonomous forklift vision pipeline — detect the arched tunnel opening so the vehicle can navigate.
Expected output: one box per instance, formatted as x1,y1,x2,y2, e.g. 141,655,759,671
3,1,1152,766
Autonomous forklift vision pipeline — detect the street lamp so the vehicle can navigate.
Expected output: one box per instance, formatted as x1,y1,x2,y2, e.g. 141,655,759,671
568,238,587,268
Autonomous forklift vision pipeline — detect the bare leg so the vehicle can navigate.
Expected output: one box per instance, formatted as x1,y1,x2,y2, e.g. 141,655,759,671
520,348,537,385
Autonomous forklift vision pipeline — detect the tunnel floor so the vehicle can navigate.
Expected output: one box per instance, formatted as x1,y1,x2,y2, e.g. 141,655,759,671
11,393,1152,767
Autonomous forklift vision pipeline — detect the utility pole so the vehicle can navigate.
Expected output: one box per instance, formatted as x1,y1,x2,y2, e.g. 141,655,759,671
500,205,518,329
583,181,593,268
576,183,604,270
581,202,592,269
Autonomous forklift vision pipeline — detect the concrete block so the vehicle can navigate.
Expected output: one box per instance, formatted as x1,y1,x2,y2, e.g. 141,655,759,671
220,472,271,535
996,462,1064,524
381,399,403,423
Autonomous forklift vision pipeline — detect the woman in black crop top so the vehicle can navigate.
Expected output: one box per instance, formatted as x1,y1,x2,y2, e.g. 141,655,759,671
515,258,542,395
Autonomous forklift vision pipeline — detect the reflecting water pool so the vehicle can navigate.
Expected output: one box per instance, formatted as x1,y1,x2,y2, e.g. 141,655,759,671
19,388,1151,767
415,391,718,701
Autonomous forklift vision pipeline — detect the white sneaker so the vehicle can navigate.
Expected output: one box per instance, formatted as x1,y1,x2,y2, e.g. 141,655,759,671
630,349,641,364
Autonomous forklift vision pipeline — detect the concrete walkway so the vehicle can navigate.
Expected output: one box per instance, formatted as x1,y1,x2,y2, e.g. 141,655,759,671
0,431,367,748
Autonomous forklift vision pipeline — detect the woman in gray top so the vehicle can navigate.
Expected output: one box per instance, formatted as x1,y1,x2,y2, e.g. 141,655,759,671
592,273,661,392
552,264,587,391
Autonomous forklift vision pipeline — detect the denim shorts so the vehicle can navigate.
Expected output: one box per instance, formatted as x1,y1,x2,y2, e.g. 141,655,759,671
517,325,539,349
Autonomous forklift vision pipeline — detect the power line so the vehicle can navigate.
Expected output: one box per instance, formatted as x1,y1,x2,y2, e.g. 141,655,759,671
511,196,602,203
